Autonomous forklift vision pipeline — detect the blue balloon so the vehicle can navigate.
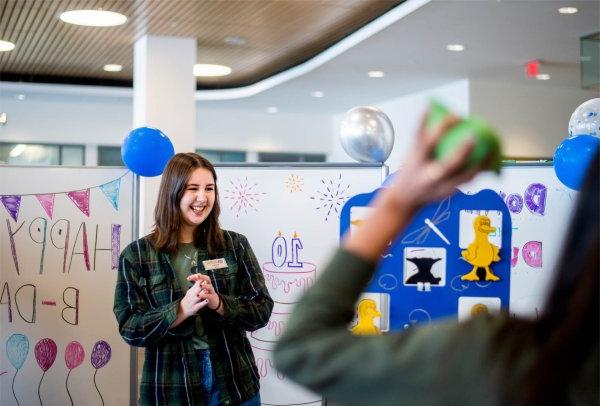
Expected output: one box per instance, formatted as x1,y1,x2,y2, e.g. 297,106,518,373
121,127,175,177
554,135,600,190
6,333,29,370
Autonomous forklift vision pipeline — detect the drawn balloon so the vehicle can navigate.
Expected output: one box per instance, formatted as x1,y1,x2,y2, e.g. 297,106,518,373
6,333,29,370
35,338,58,371
64,341,85,406
91,340,112,406
65,341,85,370
6,333,29,406
91,340,112,369
35,338,58,405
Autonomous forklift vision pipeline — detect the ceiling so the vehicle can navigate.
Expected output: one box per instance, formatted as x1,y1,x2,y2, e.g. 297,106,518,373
0,0,598,115
0,0,402,88
211,0,598,113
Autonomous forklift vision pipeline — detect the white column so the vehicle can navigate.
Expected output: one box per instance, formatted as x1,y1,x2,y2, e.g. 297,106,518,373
246,150,259,163
85,144,98,166
133,35,197,236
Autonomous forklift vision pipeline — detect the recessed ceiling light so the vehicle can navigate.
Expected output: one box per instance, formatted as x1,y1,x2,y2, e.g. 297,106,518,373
193,64,232,77
103,64,123,72
368,70,385,78
558,7,578,14
311,91,324,98
446,44,465,52
266,106,278,113
0,40,15,52
224,35,247,46
536,73,551,80
15,94,25,101
59,10,127,27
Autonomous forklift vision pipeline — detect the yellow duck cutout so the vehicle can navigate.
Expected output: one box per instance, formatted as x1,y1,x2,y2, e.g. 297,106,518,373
461,215,501,281
352,299,382,336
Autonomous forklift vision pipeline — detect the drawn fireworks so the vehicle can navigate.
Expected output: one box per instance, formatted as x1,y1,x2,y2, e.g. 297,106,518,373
310,173,350,222
286,174,304,193
224,177,266,217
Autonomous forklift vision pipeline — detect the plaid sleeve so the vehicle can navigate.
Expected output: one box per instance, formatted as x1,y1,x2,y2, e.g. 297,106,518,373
218,234,274,331
113,246,182,347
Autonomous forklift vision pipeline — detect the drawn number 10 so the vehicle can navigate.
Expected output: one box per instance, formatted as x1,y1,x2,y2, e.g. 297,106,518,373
272,236,303,268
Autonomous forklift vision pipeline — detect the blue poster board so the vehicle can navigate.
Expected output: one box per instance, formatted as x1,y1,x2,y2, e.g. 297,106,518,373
341,188,511,330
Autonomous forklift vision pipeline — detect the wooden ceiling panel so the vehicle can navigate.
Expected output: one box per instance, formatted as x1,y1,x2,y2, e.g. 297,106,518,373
0,0,403,88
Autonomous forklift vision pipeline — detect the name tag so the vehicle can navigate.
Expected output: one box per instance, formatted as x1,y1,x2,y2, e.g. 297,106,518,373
202,258,228,270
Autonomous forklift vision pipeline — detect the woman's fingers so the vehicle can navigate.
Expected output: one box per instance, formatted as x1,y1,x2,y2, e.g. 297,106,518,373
422,115,460,158
440,135,476,176
187,274,211,283
191,299,209,313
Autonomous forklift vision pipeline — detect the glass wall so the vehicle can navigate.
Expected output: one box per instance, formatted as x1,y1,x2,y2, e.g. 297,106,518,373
0,142,85,165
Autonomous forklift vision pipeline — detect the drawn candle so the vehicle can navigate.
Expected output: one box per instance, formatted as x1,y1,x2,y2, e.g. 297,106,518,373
287,232,303,268
271,232,287,267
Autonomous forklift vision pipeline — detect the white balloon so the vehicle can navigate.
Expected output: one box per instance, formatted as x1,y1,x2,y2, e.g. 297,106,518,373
568,98,600,137
339,106,395,163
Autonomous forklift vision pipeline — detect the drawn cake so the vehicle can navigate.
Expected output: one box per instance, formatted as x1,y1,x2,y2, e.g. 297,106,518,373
248,233,321,405
251,261,316,344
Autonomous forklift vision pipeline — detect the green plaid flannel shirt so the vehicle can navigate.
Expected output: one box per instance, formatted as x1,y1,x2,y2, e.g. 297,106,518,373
114,230,273,405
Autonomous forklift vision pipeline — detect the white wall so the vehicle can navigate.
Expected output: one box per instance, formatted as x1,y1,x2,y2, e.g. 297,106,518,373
0,85,333,163
329,79,470,170
196,105,332,153
0,93,132,145
469,80,598,158
2,79,596,166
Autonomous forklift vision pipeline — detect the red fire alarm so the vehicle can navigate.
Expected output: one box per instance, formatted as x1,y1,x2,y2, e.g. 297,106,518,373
526,60,540,78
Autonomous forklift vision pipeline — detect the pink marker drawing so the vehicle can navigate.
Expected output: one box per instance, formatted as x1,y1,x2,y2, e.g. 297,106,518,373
34,338,58,406
64,341,85,406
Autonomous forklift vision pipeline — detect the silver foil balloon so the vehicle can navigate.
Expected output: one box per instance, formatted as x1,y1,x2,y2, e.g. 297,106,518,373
568,98,599,137
340,106,395,163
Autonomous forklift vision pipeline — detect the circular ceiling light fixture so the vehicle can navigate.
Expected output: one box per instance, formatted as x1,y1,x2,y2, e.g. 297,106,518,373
536,74,551,80
311,91,324,98
103,64,123,72
558,7,578,14
266,106,278,113
367,70,385,78
446,44,465,52
0,40,15,52
59,10,127,27
193,64,232,77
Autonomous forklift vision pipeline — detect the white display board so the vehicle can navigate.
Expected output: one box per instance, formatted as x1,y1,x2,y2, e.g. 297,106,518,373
460,164,577,318
216,163,384,406
0,166,135,406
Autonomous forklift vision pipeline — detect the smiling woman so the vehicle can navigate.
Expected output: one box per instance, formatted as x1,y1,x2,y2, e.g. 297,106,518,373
113,152,273,406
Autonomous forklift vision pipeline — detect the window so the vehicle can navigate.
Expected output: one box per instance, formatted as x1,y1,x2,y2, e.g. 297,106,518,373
258,152,326,162
98,146,124,166
196,149,246,163
0,142,84,165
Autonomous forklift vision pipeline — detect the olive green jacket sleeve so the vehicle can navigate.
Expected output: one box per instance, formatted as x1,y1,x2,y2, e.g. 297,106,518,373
273,248,507,406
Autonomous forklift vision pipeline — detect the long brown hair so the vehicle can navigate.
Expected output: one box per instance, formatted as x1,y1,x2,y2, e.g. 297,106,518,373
149,153,226,256
498,152,599,404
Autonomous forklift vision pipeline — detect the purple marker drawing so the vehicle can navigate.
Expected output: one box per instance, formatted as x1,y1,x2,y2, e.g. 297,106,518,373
524,183,547,215
35,338,57,406
91,340,112,406
310,174,350,222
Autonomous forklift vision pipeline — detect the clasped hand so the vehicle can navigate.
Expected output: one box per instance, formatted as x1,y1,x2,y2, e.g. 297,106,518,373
179,274,221,318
